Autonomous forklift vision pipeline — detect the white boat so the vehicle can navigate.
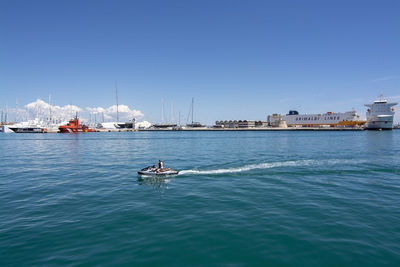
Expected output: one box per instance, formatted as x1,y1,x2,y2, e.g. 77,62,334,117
1,125,14,133
7,118,47,133
365,96,398,130
99,119,135,130
138,166,179,175
276,110,365,127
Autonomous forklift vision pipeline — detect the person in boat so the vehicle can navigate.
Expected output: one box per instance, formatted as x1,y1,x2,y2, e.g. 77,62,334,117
155,160,171,173
158,160,164,169
156,160,164,173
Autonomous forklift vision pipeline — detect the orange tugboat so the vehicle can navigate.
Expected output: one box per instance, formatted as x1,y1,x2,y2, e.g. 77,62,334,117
59,115,96,133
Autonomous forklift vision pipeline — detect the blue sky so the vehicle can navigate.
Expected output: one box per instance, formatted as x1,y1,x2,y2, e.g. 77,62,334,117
1,0,400,124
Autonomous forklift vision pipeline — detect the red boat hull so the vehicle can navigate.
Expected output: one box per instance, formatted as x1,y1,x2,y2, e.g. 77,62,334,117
59,117,96,133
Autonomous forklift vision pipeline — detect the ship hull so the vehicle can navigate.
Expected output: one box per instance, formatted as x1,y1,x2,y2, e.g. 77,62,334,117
279,111,365,127
8,127,46,133
365,115,394,130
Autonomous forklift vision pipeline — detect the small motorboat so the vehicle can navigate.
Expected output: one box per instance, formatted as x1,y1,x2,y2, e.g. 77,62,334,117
138,166,179,175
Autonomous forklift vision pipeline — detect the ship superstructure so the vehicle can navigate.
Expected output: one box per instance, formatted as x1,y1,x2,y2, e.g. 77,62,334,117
365,97,397,130
277,110,365,127
59,116,96,133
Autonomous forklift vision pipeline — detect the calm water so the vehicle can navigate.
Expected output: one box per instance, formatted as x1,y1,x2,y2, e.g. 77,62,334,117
1,131,400,266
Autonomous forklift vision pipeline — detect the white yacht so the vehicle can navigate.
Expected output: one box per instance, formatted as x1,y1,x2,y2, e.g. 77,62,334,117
365,96,397,130
7,118,47,133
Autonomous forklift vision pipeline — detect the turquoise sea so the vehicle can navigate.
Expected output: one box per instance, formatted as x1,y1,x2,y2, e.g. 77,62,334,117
1,131,399,266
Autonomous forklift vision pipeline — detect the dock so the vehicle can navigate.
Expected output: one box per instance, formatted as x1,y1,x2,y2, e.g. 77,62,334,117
138,127,364,132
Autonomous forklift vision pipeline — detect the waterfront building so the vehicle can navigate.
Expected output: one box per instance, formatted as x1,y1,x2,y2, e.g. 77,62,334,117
214,120,267,128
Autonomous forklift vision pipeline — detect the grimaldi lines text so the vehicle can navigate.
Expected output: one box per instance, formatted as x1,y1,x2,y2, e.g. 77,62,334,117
280,110,366,127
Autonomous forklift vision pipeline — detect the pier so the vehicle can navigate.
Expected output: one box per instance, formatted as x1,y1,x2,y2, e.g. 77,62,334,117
138,127,364,132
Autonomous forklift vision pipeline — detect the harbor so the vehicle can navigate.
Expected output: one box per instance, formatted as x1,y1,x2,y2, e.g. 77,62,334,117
2,1,400,266
1,95,397,133
139,126,364,131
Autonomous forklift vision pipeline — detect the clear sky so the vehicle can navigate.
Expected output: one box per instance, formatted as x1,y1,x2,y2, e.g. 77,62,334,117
1,0,400,124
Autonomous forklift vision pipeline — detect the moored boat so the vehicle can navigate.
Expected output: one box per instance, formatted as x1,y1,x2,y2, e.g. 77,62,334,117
59,116,96,133
6,118,47,133
276,110,366,127
365,96,397,130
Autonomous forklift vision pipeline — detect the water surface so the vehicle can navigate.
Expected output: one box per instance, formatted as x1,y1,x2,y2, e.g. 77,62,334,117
1,131,399,265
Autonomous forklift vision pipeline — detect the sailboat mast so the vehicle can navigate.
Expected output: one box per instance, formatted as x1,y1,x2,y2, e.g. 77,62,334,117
48,94,52,122
115,81,119,122
191,97,194,124
161,99,164,123
5,104,8,123
15,98,18,122
170,102,174,123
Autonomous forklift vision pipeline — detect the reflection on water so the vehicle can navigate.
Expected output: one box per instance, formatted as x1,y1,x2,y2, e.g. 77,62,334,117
366,130,394,153
137,175,172,188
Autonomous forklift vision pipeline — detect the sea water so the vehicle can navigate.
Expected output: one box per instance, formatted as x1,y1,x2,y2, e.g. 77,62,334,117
0,131,399,265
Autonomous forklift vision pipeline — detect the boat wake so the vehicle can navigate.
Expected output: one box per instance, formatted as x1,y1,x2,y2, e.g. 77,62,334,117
178,159,317,175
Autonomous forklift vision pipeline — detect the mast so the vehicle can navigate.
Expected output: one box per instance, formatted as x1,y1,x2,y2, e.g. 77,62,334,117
15,98,18,122
115,81,119,122
48,94,52,122
161,99,164,123
5,104,8,123
170,102,174,123
191,97,194,124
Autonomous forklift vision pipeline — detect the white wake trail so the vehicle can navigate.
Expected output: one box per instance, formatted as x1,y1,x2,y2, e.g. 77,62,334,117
178,160,316,175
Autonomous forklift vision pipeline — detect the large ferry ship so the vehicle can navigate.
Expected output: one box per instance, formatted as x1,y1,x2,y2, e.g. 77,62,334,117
365,96,397,130
278,110,365,127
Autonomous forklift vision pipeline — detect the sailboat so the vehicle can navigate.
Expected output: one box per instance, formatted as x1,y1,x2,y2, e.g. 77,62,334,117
186,97,205,128
152,100,177,129
98,82,136,130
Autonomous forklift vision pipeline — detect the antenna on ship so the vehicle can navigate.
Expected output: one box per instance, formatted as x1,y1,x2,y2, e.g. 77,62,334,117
115,81,119,122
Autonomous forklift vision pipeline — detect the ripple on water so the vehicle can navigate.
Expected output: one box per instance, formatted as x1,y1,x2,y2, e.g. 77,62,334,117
0,131,400,265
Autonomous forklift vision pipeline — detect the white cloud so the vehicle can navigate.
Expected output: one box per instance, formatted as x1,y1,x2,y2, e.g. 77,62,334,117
22,99,82,121
370,75,399,83
86,104,144,122
3,98,145,123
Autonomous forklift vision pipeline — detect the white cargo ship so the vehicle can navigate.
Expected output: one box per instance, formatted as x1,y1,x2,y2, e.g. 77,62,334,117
365,96,397,130
278,110,365,127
